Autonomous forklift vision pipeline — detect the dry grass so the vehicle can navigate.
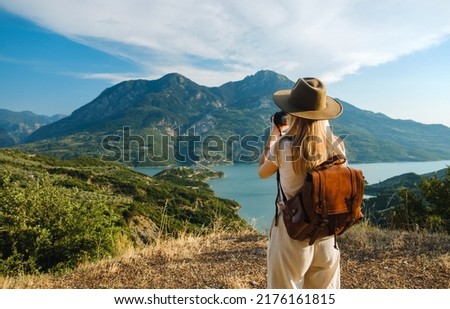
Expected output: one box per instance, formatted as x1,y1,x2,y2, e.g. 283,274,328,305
1,223,449,289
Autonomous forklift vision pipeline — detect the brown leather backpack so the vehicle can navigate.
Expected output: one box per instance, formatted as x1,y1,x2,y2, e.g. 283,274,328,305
276,155,365,248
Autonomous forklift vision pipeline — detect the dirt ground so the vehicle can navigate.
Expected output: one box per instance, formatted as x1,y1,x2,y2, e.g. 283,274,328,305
4,225,449,289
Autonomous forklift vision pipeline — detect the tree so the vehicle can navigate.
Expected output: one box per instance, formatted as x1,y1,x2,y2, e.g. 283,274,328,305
419,167,450,233
387,167,449,233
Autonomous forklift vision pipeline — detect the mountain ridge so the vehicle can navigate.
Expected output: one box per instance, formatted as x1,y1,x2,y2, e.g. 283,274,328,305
0,108,66,145
4,70,450,164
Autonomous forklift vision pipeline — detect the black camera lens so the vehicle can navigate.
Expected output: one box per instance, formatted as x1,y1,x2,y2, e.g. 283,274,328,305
273,111,288,126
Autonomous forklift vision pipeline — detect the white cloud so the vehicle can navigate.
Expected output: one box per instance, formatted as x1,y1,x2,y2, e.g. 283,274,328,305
77,72,139,84
1,0,450,86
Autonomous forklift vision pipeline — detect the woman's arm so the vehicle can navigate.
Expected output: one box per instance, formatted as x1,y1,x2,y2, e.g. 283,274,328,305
258,121,283,178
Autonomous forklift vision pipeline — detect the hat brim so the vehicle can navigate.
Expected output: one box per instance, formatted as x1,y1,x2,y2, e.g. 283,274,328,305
273,89,343,120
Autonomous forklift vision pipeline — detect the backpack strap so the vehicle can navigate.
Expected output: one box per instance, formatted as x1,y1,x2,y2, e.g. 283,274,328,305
273,136,291,226
275,168,292,226
318,155,347,169
307,168,331,246
274,170,282,226
350,168,363,220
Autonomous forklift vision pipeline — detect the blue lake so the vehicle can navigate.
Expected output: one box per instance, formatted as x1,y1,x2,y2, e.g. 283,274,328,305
136,160,450,234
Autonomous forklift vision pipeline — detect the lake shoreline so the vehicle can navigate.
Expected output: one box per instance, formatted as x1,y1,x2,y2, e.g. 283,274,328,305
135,160,450,232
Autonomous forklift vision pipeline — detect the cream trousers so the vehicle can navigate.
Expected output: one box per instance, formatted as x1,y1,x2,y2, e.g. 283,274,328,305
267,213,341,289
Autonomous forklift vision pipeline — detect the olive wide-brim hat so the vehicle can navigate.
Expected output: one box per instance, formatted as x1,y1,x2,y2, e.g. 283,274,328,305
273,77,343,120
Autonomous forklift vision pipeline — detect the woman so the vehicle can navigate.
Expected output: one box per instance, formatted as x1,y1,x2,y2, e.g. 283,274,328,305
258,77,346,289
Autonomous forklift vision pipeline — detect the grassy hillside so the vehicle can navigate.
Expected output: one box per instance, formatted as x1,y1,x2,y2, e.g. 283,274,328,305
0,149,249,274
1,149,448,288
2,223,449,288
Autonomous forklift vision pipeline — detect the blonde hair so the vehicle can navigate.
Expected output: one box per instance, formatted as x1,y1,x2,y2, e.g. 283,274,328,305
276,114,345,174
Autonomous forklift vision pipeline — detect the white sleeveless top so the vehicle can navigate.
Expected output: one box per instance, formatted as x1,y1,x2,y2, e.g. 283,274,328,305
270,139,304,202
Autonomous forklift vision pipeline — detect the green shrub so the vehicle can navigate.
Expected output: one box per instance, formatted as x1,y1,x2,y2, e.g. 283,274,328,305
0,171,122,274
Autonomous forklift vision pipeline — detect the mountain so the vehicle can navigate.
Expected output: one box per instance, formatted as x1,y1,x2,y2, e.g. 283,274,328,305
25,71,292,140
14,70,450,164
0,109,66,145
365,167,448,196
0,128,15,147
331,104,450,162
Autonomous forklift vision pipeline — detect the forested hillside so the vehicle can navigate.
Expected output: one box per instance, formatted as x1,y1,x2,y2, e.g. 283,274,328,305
0,149,248,274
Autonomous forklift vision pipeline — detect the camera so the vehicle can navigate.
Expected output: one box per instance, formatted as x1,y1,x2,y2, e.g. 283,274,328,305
273,111,288,126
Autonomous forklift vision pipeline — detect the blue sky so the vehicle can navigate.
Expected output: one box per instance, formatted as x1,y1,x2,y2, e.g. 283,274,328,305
1,0,450,127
